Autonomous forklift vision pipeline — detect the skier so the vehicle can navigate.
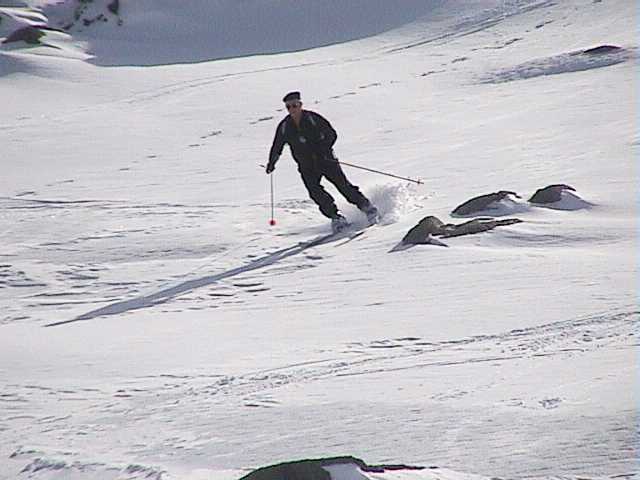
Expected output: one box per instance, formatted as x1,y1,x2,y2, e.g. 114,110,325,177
266,91,379,232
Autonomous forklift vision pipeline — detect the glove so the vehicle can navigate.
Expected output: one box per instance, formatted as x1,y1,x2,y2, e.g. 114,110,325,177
265,162,275,174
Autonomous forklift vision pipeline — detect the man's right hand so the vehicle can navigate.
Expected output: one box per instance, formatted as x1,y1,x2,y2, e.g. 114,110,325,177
265,163,275,174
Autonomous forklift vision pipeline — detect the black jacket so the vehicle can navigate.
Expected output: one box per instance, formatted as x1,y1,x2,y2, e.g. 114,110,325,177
268,110,337,170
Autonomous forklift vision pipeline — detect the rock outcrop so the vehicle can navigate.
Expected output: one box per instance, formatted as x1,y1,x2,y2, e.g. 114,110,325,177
240,456,425,480
579,45,623,56
394,215,523,250
2,25,44,44
528,184,576,204
451,191,521,217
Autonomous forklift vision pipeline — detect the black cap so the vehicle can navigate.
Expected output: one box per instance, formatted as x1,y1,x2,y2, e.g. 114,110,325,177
282,91,301,103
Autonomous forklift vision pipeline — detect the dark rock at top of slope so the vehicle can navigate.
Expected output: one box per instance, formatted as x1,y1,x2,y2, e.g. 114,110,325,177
451,191,521,217
2,25,44,44
239,456,425,480
49,0,122,32
528,184,576,204
580,45,623,56
107,0,119,16
401,215,522,246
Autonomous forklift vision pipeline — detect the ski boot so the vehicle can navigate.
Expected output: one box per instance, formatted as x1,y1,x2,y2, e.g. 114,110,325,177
363,205,380,225
331,213,350,233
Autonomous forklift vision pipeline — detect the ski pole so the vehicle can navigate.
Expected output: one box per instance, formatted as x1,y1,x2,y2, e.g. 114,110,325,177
269,173,276,226
260,161,422,185
335,159,423,185
258,164,277,226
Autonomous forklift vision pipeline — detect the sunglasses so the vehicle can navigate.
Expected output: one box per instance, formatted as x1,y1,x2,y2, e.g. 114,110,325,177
285,102,301,110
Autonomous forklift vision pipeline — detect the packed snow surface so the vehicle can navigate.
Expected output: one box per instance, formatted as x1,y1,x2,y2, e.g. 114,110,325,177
0,0,637,479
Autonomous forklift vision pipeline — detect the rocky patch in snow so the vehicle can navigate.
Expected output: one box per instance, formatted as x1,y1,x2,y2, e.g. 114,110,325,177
47,0,122,31
392,215,523,250
451,191,524,218
451,185,591,217
0,4,84,55
392,184,594,250
240,456,427,480
0,0,120,52
2,24,42,44
0,4,47,43
528,184,593,210
481,44,633,83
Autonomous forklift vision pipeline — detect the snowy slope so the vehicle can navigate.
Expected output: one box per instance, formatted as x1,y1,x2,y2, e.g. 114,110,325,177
40,0,449,66
0,0,637,479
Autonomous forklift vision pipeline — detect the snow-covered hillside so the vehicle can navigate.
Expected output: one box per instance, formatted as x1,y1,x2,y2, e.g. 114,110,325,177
1,1,637,479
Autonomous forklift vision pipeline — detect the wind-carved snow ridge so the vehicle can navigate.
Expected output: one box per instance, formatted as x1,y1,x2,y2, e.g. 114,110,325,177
481,46,635,84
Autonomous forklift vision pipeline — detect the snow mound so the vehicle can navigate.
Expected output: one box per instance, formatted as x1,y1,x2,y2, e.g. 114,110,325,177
481,45,634,83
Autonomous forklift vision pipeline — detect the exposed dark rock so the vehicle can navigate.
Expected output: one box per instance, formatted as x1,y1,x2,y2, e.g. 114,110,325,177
107,0,119,15
2,25,44,45
528,184,576,204
63,0,121,31
402,216,447,245
440,218,522,237
581,45,622,55
239,456,425,480
451,190,520,216
399,215,523,248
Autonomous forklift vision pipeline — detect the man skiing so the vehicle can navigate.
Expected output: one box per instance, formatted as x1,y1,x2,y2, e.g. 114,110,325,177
266,91,379,233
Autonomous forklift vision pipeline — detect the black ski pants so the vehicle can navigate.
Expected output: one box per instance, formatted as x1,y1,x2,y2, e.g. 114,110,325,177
299,156,370,219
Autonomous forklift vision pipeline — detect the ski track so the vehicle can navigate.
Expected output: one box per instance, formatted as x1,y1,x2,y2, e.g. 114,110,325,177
4,187,401,326
2,310,636,477
42,231,339,327
0,196,258,325
384,0,556,54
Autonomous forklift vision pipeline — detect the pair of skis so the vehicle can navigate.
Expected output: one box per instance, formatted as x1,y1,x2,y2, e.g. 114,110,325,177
301,220,377,249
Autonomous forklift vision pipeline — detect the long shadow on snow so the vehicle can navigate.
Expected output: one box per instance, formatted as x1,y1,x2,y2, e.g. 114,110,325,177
44,232,340,327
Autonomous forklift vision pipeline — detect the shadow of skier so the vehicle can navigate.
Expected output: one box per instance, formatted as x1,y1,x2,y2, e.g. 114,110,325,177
44,233,338,327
